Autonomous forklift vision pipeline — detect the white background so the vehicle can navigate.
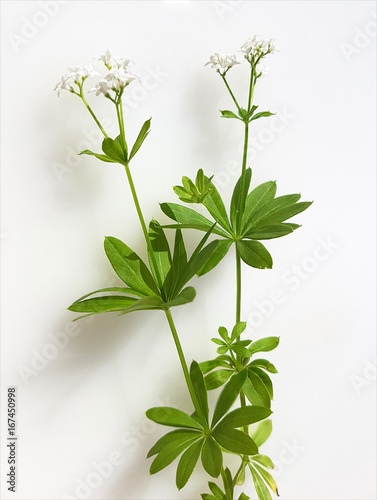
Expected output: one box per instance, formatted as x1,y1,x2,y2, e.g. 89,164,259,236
1,1,376,499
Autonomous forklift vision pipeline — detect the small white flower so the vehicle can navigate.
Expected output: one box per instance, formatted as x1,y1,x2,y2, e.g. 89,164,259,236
205,50,239,74
240,36,279,61
96,48,134,71
54,64,98,96
90,79,111,96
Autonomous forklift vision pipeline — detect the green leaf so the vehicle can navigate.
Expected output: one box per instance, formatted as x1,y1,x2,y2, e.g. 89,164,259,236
201,437,222,477
230,168,252,232
249,367,274,399
223,467,234,499
236,240,273,269
220,110,240,120
248,337,279,355
251,201,313,229
117,295,164,315
72,286,146,303
104,237,159,295
212,338,226,346
235,464,246,485
160,203,229,238
249,111,275,122
79,150,117,163
205,370,233,390
199,359,231,374
176,438,204,490
241,181,277,233
177,229,218,290
190,361,209,424
148,220,172,294
150,437,199,474
166,286,196,308
245,222,300,240
248,359,278,374
231,321,247,341
201,494,220,500
212,370,247,426
217,405,272,429
129,117,151,160
213,427,258,455
208,482,226,499
217,346,229,355
251,455,275,470
253,462,279,496
243,372,271,408
249,465,272,500
101,137,126,163
147,429,200,457
68,295,137,314
146,407,203,430
202,183,232,233
251,420,273,447
170,229,187,296
231,342,251,357
197,239,232,277
238,493,250,500
218,326,229,341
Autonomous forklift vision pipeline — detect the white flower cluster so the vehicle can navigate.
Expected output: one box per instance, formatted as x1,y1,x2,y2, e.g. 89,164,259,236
240,36,279,61
54,65,98,96
54,49,138,98
206,36,279,76
205,51,239,74
90,49,139,96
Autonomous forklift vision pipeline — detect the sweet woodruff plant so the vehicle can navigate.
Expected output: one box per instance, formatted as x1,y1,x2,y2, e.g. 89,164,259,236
55,37,312,500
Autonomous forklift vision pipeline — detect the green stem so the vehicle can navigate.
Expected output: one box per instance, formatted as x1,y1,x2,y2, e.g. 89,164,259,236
117,98,128,156
80,94,108,138
124,163,164,294
236,249,242,324
221,73,241,112
236,121,249,232
164,309,207,427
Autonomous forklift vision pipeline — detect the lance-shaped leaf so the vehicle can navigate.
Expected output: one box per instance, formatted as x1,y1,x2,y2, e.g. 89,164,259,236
217,405,272,429
249,111,275,122
249,465,273,500
252,462,279,496
237,240,273,269
231,321,247,341
117,295,164,315
104,237,159,296
212,370,247,427
220,109,240,120
68,295,137,314
129,117,151,160
248,359,278,374
160,203,229,238
248,337,279,355
213,427,258,455
197,239,232,277
102,137,126,163
146,407,203,430
205,369,233,391
176,438,204,490
148,220,172,295
241,181,277,232
251,455,275,470
251,419,273,447
190,361,209,424
79,150,117,163
201,437,222,478
202,182,232,233
223,467,234,499
243,372,271,408
150,437,200,474
244,222,300,240
147,429,200,458
249,366,274,399
72,286,146,303
170,229,187,296
166,286,196,308
199,359,231,374
208,481,226,499
230,168,252,232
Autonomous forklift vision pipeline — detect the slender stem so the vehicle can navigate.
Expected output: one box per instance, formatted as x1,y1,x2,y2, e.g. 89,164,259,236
236,249,242,324
164,309,207,428
80,94,108,138
235,122,249,232
124,163,164,294
117,98,128,155
221,73,241,112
